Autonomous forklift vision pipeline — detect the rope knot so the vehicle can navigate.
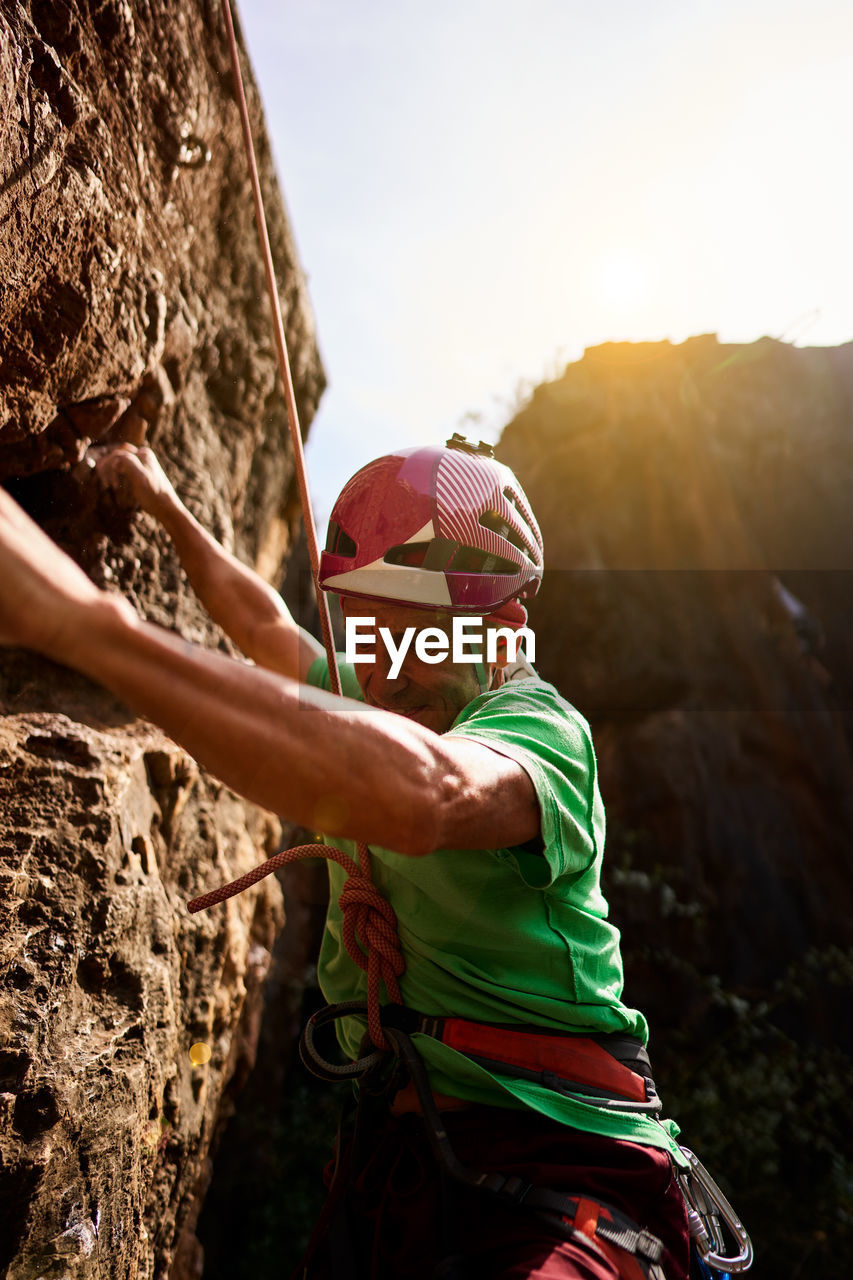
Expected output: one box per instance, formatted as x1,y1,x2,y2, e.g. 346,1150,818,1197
338,871,404,1049
338,873,404,977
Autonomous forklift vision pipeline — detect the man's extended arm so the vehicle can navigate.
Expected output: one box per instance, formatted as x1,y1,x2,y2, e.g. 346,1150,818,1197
0,487,539,856
96,445,323,680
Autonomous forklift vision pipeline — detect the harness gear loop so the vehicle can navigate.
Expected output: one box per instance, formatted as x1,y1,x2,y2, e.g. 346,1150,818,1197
298,1003,386,1080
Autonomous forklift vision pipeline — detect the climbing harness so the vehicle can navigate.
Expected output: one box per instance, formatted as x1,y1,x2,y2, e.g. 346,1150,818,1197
386,1019,670,1280
298,1002,753,1278
299,1003,671,1280
195,7,754,1275
300,1001,661,1111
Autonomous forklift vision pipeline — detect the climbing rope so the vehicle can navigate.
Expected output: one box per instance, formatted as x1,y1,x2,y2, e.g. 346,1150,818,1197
186,0,405,1056
219,0,339,695
187,843,403,1051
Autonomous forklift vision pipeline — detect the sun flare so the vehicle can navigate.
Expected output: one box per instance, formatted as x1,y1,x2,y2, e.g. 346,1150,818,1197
598,253,653,309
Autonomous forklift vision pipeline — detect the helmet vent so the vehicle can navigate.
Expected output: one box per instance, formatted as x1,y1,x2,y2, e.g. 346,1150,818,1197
478,509,526,554
384,541,429,568
502,488,542,565
385,537,458,570
449,545,519,576
325,521,357,558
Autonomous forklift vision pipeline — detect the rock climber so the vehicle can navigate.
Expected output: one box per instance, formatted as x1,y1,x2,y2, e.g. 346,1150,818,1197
0,438,694,1279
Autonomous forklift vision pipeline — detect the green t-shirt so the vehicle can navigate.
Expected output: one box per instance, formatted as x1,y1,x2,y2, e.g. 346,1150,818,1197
306,655,682,1159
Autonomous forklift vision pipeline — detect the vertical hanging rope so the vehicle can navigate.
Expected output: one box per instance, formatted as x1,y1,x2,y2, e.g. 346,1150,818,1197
186,1,404,1053
220,0,340,696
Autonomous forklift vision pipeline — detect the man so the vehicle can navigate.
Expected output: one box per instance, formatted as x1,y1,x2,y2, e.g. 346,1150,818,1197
0,438,690,1279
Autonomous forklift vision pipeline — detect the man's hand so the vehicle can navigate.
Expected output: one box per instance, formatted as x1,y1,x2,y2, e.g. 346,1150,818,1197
93,444,323,681
0,486,109,659
95,444,180,519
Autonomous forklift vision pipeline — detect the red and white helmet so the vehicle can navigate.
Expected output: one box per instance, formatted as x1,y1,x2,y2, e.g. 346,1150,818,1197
319,435,543,615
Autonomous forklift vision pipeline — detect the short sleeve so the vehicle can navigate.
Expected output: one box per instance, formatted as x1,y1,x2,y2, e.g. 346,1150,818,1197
446,680,604,889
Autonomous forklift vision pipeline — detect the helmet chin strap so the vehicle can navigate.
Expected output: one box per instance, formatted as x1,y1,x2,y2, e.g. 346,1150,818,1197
481,617,516,693
481,642,511,694
486,663,505,692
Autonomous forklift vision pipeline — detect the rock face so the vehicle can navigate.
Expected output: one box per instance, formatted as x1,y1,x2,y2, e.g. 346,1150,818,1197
0,2,323,1277
498,336,853,1277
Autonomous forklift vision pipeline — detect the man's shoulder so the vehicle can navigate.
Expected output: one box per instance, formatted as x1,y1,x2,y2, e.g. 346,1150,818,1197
453,667,588,731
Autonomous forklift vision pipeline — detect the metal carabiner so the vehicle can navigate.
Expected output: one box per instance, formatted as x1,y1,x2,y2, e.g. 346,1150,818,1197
676,1147,753,1273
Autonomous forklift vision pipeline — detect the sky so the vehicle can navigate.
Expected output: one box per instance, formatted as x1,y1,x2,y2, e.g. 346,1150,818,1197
237,0,853,529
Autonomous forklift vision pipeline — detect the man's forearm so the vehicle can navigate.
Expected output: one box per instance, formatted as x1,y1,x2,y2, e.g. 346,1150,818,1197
94,446,321,679
68,596,440,855
152,496,322,678
1,474,540,862
156,498,288,650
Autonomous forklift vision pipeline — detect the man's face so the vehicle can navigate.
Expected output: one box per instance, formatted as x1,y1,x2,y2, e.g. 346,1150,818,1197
340,598,485,734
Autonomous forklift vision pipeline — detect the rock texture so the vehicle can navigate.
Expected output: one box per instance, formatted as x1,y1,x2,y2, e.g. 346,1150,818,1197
499,336,853,1277
0,1,323,1276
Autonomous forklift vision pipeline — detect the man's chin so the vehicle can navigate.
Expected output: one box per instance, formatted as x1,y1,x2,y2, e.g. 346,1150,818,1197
402,704,440,729
366,696,428,721
364,697,446,731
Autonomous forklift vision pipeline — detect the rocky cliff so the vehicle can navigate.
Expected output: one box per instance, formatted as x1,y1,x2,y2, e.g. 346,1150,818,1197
0,1,323,1276
498,336,853,1277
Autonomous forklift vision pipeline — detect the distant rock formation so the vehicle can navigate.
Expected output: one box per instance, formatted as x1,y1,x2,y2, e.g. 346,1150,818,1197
0,2,323,1277
499,335,853,1276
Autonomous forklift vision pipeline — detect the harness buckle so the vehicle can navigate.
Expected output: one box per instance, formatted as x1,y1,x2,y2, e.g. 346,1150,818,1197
676,1147,753,1273
635,1227,664,1264
474,1171,532,1205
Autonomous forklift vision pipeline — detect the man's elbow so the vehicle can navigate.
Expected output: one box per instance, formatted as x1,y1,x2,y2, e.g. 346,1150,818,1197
385,770,461,858
387,804,442,858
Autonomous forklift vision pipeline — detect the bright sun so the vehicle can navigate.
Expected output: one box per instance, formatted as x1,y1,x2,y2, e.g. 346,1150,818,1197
598,254,652,309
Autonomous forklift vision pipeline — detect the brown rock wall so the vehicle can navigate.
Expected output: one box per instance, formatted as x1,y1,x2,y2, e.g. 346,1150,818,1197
0,0,324,1275
0,703,282,1279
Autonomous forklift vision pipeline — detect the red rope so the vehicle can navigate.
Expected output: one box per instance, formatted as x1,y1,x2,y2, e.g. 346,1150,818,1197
220,0,340,696
188,842,403,1050
206,0,407,1056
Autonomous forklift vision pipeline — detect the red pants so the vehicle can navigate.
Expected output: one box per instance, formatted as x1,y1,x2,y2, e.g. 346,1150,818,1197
301,1105,690,1280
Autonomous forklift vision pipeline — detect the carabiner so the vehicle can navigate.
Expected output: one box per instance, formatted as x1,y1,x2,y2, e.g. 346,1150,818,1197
677,1147,753,1273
